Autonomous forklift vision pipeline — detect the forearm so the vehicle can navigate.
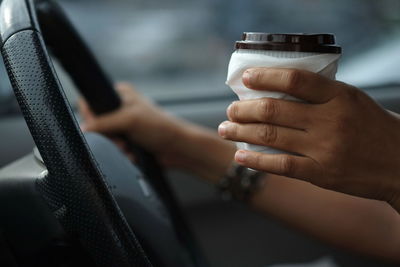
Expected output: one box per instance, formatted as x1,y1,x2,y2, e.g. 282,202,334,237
176,123,236,183
176,124,400,261
251,175,400,262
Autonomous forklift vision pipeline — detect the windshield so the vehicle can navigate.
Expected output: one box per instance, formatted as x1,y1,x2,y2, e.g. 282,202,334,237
0,0,399,115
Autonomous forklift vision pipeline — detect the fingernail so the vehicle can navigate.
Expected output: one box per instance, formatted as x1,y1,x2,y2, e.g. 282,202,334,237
218,121,230,137
242,70,251,87
235,150,247,163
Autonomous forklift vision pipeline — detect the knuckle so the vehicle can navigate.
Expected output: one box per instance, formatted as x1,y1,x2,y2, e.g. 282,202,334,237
253,153,263,167
251,69,264,87
283,69,302,92
258,124,278,145
279,155,295,176
259,98,278,122
342,86,362,102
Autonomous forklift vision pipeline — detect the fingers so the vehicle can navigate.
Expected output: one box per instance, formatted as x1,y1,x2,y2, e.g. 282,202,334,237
234,150,318,181
78,82,132,125
115,82,138,96
79,82,139,133
83,108,133,135
227,98,314,130
242,68,343,104
218,121,309,155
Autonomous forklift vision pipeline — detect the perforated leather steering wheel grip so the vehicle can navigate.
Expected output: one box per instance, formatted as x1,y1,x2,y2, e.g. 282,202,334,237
0,0,151,266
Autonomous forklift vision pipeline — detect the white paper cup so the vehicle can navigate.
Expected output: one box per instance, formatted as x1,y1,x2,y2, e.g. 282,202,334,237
226,33,341,154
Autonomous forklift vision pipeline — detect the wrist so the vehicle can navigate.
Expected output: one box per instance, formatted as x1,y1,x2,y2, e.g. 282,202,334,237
178,123,236,184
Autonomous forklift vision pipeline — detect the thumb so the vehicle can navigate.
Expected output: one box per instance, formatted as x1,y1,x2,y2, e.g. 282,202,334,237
78,98,95,122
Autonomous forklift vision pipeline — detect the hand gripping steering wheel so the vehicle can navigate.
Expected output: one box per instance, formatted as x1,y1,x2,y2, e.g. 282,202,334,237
0,0,206,266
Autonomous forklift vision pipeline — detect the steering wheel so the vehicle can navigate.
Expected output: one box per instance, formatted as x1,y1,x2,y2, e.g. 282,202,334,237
0,0,207,266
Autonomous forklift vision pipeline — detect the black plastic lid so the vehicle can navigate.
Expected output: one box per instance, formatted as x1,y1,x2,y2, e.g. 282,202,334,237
235,33,341,54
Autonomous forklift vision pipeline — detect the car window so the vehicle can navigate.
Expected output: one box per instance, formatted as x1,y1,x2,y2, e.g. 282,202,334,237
0,56,19,117
0,0,399,117
58,0,400,95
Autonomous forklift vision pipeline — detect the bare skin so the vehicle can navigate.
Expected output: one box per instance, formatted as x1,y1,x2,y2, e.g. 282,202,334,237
80,81,400,262
219,68,400,212
80,83,236,182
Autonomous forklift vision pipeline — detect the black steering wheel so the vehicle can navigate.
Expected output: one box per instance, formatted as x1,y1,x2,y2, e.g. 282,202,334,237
0,0,207,266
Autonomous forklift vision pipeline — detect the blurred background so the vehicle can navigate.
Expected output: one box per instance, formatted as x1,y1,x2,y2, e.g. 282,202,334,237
2,0,400,114
1,0,400,266
60,0,400,93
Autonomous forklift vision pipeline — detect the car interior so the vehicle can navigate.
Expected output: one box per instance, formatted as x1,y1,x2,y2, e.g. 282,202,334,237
0,0,400,267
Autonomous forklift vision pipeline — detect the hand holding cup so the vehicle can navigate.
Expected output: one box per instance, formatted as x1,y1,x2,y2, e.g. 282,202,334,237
219,67,400,210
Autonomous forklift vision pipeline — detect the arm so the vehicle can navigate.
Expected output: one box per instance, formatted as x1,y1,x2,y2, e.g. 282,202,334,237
176,123,400,262
80,82,400,262
79,82,236,182
218,68,400,213
252,175,400,262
